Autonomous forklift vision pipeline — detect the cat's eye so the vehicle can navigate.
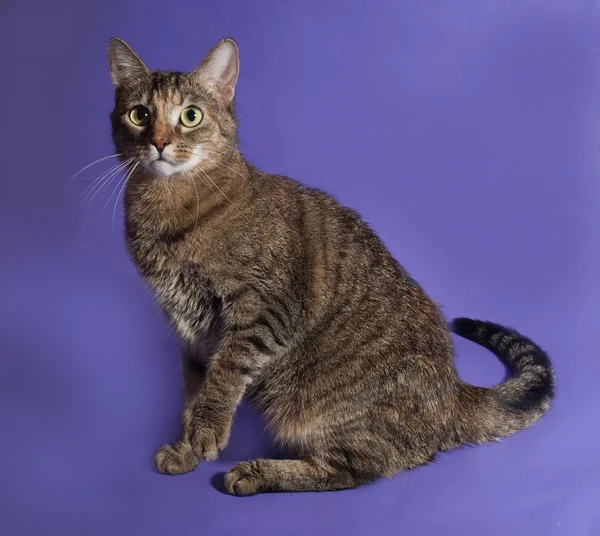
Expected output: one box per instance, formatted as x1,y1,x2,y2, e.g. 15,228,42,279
129,105,150,126
180,106,203,128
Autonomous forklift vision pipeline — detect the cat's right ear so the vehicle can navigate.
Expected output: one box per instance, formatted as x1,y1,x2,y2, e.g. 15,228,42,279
107,38,149,87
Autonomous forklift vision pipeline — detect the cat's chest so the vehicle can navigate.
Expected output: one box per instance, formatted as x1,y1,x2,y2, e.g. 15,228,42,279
129,239,222,342
155,270,220,342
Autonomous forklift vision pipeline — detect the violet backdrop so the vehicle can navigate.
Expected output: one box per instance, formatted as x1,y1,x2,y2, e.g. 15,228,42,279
1,0,599,534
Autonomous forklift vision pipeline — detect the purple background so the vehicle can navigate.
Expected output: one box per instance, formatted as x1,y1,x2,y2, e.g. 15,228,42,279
1,0,599,534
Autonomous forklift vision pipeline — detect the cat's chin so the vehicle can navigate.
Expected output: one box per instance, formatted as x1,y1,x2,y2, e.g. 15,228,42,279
147,159,182,178
145,158,201,178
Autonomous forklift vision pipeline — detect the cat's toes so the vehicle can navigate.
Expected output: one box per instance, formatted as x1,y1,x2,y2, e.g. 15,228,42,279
155,442,199,475
189,419,231,461
224,460,268,496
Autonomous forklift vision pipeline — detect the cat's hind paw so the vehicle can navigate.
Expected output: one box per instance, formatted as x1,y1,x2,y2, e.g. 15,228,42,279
224,460,267,496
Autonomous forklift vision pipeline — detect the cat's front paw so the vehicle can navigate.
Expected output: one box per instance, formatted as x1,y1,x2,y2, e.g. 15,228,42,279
189,419,231,461
155,441,199,475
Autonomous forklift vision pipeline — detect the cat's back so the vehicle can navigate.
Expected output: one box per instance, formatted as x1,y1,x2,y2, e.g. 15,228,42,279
252,167,447,343
254,167,406,282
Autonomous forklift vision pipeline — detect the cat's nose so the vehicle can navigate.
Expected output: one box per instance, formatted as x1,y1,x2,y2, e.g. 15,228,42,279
151,138,170,154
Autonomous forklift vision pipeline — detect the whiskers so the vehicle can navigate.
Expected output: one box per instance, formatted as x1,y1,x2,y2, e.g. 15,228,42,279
74,155,140,230
182,169,201,229
194,144,271,209
78,158,135,209
198,168,238,209
203,151,264,198
68,153,123,183
190,147,238,210
111,161,140,230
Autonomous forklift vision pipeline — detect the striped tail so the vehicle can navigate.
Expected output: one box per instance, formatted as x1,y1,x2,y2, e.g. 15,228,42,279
449,318,555,446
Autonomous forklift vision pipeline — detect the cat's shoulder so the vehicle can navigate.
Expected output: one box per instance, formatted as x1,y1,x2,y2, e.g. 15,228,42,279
251,167,365,222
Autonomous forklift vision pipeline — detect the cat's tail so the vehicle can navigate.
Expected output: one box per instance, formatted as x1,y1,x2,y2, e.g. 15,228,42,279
448,317,555,447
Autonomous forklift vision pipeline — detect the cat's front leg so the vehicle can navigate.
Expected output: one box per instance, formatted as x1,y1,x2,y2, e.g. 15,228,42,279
188,333,268,461
155,347,207,475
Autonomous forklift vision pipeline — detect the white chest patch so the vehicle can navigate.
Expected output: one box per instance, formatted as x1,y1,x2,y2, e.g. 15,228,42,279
147,267,220,344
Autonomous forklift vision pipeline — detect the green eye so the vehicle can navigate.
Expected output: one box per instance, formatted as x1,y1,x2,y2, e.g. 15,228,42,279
180,106,203,128
129,105,150,126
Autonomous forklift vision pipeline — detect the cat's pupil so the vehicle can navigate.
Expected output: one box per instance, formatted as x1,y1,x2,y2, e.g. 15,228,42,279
186,109,196,122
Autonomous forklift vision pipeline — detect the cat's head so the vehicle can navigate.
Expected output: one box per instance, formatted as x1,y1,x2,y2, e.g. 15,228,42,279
108,37,239,178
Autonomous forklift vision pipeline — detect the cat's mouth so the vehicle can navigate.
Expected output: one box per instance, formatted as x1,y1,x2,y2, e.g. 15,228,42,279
148,156,179,177
143,148,202,178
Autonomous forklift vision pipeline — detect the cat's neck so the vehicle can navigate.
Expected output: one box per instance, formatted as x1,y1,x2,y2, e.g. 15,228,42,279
124,152,253,236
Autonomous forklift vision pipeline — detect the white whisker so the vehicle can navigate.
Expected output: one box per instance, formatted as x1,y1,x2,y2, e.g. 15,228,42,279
202,151,265,199
195,169,216,194
80,159,130,198
68,153,123,183
79,158,134,210
112,161,140,231
198,168,237,209
102,159,136,212
216,139,248,156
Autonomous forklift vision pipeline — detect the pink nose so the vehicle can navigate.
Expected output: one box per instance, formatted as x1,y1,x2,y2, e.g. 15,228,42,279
152,138,170,152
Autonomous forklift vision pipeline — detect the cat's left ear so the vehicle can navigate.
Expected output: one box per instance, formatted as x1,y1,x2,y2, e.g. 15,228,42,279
107,37,149,87
193,38,239,105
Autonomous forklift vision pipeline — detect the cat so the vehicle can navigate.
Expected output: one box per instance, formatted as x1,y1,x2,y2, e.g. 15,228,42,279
107,37,555,496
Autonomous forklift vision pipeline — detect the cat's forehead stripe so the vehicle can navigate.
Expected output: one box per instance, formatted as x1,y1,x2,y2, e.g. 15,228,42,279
151,71,183,91
150,71,185,105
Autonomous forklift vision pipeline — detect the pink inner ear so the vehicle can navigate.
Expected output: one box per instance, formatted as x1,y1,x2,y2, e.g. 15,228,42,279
193,40,239,103
220,87,234,105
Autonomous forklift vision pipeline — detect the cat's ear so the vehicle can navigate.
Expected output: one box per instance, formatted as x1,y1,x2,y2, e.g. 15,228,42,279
193,38,239,105
107,37,149,87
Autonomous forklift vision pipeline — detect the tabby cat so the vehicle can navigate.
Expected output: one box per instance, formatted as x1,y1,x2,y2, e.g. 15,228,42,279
107,37,555,495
